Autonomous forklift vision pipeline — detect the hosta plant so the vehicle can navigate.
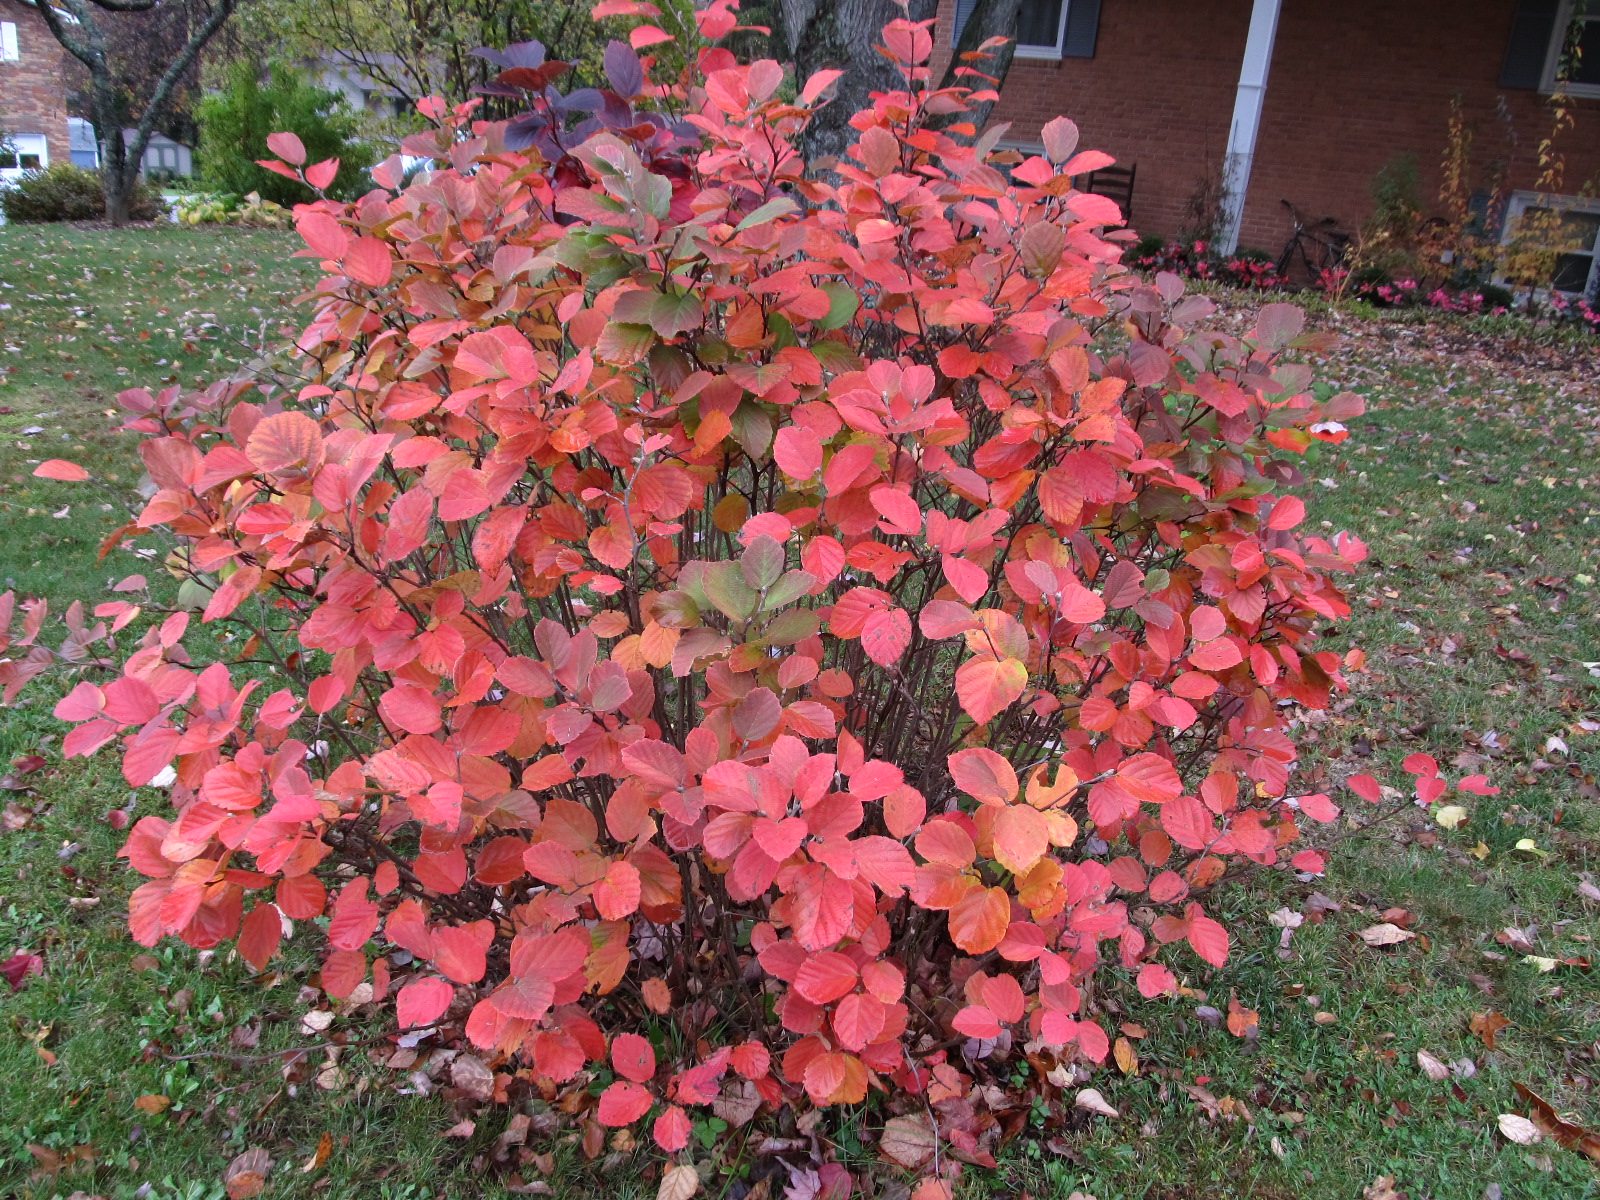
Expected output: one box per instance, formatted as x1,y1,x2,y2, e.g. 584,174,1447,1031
9,0,1416,1185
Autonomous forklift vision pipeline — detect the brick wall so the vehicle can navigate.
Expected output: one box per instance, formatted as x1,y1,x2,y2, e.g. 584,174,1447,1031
1240,0,1600,253
0,0,70,168
932,0,1600,255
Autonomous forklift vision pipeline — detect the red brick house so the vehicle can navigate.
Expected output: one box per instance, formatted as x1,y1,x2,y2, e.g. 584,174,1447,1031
0,0,70,181
936,0,1600,292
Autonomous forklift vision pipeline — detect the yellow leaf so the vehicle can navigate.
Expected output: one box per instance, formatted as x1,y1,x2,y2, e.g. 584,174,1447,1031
1434,804,1468,829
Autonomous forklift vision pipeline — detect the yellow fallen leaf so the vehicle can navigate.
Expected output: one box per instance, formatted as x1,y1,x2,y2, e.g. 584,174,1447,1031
1498,1113,1542,1145
1434,804,1468,830
1523,955,1560,973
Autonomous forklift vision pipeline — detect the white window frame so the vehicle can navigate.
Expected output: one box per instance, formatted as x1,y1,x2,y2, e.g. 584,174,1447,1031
1,21,20,62
0,133,49,181
1016,0,1071,60
1498,190,1600,298
952,0,1071,61
1542,0,1600,98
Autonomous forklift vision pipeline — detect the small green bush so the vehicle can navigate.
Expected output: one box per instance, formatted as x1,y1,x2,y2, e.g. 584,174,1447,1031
198,62,377,205
0,164,167,223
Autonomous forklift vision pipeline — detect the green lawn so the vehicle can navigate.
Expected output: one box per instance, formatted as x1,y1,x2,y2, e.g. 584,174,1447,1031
2,228,1599,1199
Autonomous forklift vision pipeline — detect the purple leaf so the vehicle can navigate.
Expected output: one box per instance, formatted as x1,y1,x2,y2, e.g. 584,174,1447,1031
604,40,644,98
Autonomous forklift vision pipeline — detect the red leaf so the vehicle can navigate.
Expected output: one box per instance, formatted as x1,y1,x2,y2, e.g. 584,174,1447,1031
652,1105,692,1152
954,656,1026,725
948,885,1010,954
304,157,339,189
237,903,281,971
947,747,1018,804
266,130,306,165
794,951,859,1004
33,459,89,481
1345,773,1383,803
1136,962,1176,998
596,1080,653,1125
952,1005,1002,1039
1186,905,1230,967
397,976,454,1027
612,1032,657,1083
344,237,394,288
860,606,911,666
432,921,493,984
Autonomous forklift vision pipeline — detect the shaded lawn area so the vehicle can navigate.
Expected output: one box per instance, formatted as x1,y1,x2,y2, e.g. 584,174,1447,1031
1,228,1598,1200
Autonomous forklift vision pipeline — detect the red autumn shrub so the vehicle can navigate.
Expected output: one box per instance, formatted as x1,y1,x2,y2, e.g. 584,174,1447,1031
20,0,1379,1176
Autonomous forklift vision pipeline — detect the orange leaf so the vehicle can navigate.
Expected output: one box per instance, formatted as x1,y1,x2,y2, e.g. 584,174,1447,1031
948,885,1010,954
955,656,1026,725
32,459,89,481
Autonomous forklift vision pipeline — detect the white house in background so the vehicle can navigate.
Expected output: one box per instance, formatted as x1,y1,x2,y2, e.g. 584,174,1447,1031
123,129,193,178
309,56,410,119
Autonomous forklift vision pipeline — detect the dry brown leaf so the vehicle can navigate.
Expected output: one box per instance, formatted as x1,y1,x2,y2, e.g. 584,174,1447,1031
442,1119,476,1139
224,1149,271,1200
302,1131,332,1173
1359,923,1417,946
133,1094,171,1114
1470,1011,1511,1049
657,1163,700,1200
878,1113,937,1171
1514,1083,1600,1164
451,1054,494,1102
1362,1177,1405,1200
1113,1035,1138,1076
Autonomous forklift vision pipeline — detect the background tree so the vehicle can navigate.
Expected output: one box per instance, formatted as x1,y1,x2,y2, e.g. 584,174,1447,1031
229,0,610,118
930,0,1020,131
197,62,376,204
780,0,936,165
28,0,245,225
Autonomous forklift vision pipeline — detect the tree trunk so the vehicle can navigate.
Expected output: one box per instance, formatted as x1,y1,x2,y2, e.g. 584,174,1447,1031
929,0,1020,133
781,0,939,168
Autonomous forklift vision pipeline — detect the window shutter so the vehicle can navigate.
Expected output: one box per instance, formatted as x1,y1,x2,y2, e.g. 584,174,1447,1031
951,0,978,47
1500,0,1559,87
1062,0,1101,57
1,22,20,62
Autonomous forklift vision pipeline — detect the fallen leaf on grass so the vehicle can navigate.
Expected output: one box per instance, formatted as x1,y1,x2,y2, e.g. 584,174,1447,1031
1359,923,1417,946
302,1131,332,1173
657,1163,700,1200
224,1149,271,1199
1362,1177,1405,1200
2,952,43,990
1416,1050,1449,1081
133,1094,170,1114
878,1113,937,1170
1470,1011,1511,1049
443,1119,476,1138
1075,1087,1119,1117
1497,1113,1542,1145
1514,1083,1600,1164
1434,804,1469,829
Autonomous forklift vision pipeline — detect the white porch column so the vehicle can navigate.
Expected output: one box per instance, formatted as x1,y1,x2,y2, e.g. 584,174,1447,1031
1217,0,1283,253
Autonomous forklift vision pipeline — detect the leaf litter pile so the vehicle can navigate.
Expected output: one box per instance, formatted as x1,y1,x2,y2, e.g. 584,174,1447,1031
1,260,1599,1198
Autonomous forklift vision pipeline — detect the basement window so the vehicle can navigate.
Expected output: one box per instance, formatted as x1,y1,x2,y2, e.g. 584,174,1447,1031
1500,191,1600,297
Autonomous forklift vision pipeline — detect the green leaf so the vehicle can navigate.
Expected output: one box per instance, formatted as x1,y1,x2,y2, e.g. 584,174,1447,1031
730,401,774,459
762,569,817,612
702,561,760,620
735,196,798,231
816,282,859,331
741,534,787,591
650,292,704,338
761,606,819,646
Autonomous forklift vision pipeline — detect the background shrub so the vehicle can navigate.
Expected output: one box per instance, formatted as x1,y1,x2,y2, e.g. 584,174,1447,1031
0,164,167,223
197,61,377,205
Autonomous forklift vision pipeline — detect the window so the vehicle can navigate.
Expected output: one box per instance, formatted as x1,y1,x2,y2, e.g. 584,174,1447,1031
0,133,48,178
1545,0,1600,96
951,0,1079,60
1,21,19,61
1501,191,1600,298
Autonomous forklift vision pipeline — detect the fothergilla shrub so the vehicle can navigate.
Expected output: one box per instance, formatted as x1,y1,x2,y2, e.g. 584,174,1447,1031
19,0,1381,1182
